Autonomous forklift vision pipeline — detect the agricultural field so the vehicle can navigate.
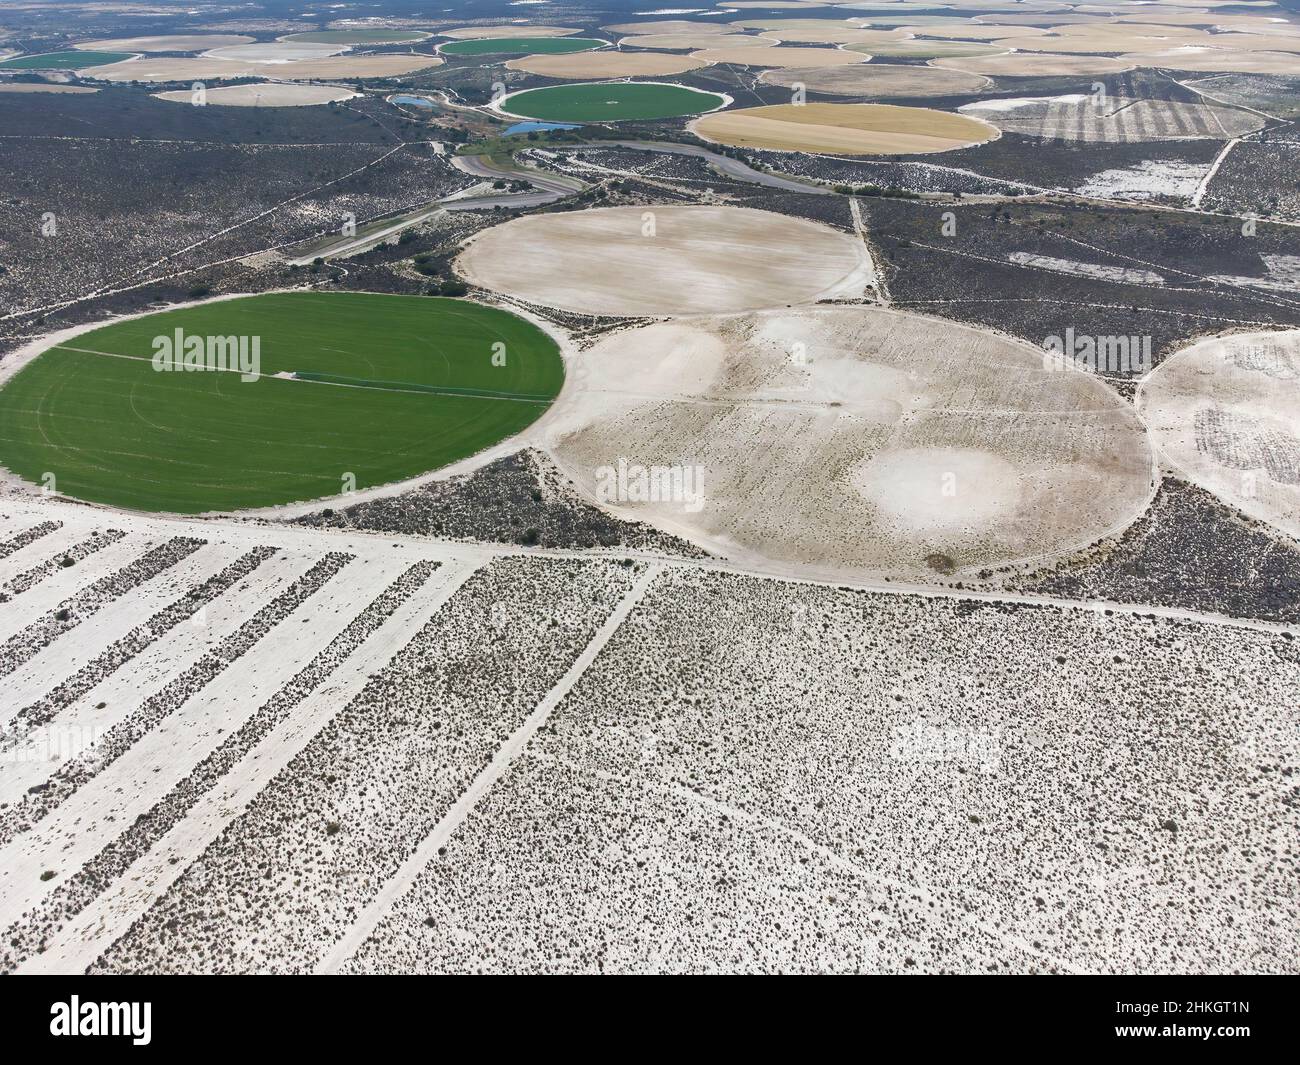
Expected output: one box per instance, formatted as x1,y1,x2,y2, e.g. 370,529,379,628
759,63,991,98
1138,330,1300,540
690,102,1000,155
283,29,432,45
1,0,1298,991
540,306,1155,579
153,83,359,107
0,50,134,69
495,81,727,122
439,37,607,56
0,294,563,513
504,50,707,80
454,205,874,316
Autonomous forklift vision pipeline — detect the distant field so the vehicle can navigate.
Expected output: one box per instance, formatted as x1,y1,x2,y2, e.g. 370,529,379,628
284,29,431,44
440,36,607,55
499,81,726,122
0,293,564,513
0,50,134,69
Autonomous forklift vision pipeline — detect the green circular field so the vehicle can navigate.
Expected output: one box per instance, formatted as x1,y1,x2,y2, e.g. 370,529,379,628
499,81,727,122
0,292,564,513
0,50,136,69
439,36,607,56
283,29,431,44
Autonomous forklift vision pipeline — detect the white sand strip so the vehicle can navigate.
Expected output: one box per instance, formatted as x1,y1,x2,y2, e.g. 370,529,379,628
0,534,156,643
316,563,664,974
0,523,114,587
0,550,315,789
0,542,245,715
17,559,480,974
0,552,404,924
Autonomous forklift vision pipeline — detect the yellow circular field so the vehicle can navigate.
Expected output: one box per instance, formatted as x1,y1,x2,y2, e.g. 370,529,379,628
690,101,999,155
760,63,991,97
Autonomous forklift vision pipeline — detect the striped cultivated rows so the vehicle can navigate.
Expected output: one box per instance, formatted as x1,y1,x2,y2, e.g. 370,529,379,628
960,95,1266,143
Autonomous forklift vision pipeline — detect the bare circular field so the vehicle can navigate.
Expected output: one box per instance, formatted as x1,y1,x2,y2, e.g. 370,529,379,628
204,42,345,61
0,82,98,93
690,101,998,155
931,52,1135,76
973,11,1098,24
909,24,1052,39
1114,12,1300,32
1169,31,1300,53
730,17,912,34
603,20,736,36
761,63,991,98
75,35,255,52
960,94,1264,141
620,33,776,51
153,82,360,106
846,39,1009,58
85,54,443,82
995,32,1214,54
438,25,581,40
1137,330,1300,540
505,50,707,79
1121,47,1300,73
690,44,870,67
454,205,875,317
542,307,1155,578
756,26,917,44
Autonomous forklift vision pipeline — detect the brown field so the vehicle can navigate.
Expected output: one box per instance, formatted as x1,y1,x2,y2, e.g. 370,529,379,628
542,307,1155,578
760,63,991,98
504,50,707,80
454,204,875,317
690,101,999,155
931,52,1136,76
437,25,581,40
75,34,254,51
1137,330,1300,540
689,44,871,67
85,54,443,81
960,95,1265,142
153,82,360,106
